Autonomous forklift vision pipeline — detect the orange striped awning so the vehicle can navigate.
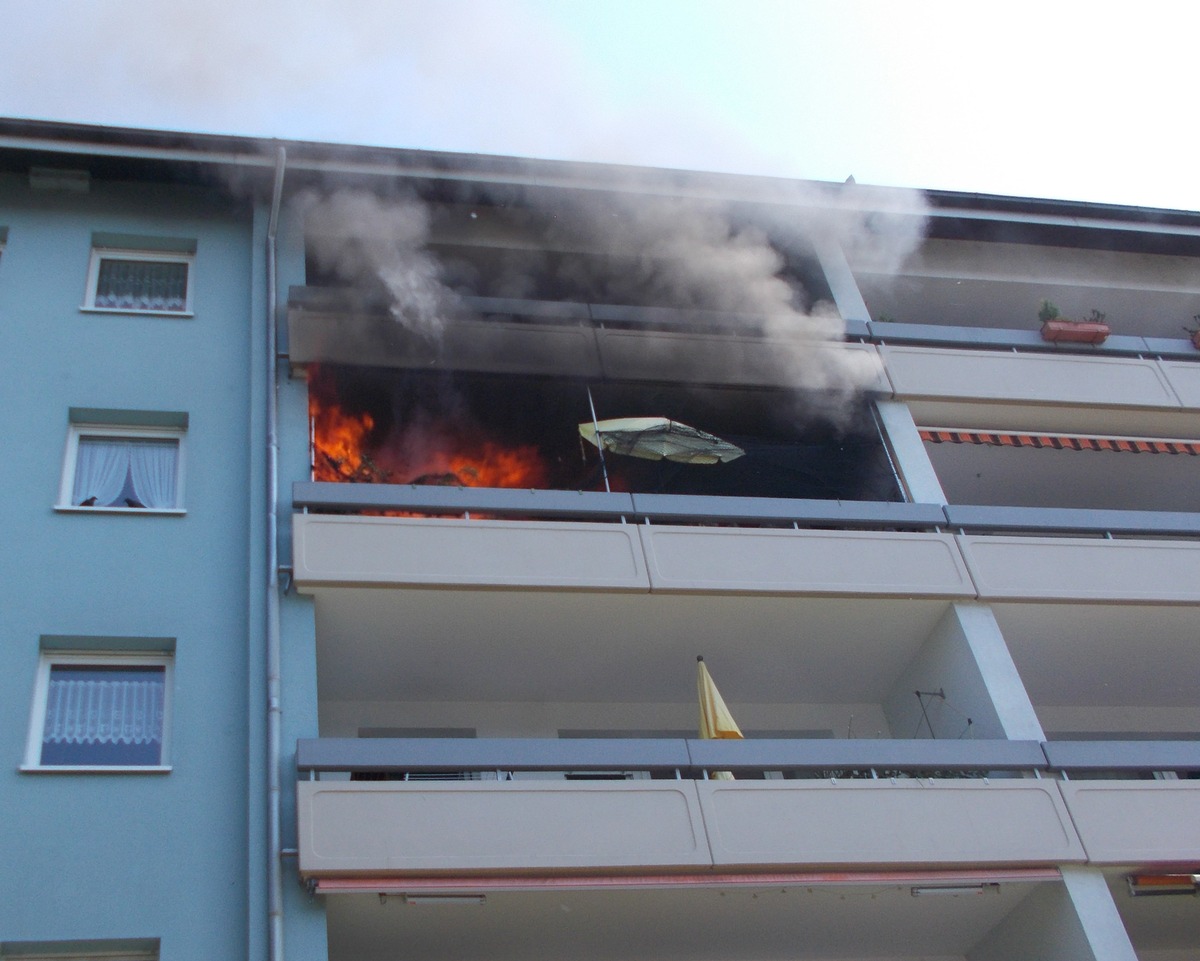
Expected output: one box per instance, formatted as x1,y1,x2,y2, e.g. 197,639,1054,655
919,429,1200,455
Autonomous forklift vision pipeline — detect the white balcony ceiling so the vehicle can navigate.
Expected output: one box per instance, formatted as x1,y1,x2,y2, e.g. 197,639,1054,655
312,589,950,705
926,440,1200,513
326,881,1041,961
993,602,1200,708
312,588,1200,713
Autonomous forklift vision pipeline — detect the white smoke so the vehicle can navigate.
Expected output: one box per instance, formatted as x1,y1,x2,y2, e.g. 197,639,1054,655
543,191,877,403
300,189,458,339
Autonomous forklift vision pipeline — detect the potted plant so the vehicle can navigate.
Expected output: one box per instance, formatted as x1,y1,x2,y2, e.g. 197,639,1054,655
1039,301,1110,344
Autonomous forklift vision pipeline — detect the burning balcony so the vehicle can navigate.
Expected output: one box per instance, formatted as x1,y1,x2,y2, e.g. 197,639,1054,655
304,362,903,521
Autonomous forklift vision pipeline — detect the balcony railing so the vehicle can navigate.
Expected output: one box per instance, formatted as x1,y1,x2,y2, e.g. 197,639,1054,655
293,484,944,529
863,319,1199,360
1043,740,1200,778
294,738,1105,876
1044,741,1200,865
293,482,1200,538
289,286,1200,360
297,737,1048,780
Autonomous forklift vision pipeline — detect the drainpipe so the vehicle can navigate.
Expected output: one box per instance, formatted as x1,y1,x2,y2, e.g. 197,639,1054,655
265,145,287,961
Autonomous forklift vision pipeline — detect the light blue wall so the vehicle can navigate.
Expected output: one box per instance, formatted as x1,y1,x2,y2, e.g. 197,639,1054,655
0,171,261,959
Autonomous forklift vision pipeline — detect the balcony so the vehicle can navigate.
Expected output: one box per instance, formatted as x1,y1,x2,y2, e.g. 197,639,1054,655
300,739,1200,961
295,737,1080,881
850,237,1200,344
954,530,1200,604
287,287,885,391
292,486,972,597
881,344,1189,412
294,484,1200,603
1045,741,1200,866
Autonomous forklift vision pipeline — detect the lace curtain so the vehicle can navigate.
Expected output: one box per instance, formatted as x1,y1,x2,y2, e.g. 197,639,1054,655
43,667,165,746
72,436,178,508
127,440,178,508
94,258,188,311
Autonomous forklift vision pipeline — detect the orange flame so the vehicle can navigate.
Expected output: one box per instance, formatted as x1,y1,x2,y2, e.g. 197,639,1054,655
308,366,548,488
412,441,548,489
309,369,377,481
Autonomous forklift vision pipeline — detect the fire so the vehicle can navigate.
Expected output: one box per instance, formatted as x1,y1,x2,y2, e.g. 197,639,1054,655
419,441,548,489
309,368,379,482
308,365,549,489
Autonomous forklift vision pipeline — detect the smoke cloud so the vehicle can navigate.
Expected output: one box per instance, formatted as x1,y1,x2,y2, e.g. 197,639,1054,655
300,189,460,339
539,189,892,405
301,175,927,419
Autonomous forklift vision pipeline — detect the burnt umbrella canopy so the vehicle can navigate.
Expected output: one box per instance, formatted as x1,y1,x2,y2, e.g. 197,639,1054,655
578,417,745,465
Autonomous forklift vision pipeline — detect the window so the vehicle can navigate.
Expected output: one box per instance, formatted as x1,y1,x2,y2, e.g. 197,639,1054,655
23,653,172,771
58,417,185,512
82,234,195,315
1,939,158,961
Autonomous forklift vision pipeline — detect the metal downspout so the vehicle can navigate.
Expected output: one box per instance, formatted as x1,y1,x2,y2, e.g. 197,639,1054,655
265,145,287,961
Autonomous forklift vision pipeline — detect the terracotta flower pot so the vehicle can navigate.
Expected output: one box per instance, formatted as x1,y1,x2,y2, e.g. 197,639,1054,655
1040,319,1111,344
1190,330,1200,350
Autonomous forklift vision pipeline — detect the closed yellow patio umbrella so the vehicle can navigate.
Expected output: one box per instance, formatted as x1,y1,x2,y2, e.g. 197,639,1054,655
697,655,742,780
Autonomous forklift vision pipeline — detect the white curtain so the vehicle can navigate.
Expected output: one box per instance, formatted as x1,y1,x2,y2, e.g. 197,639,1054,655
72,437,130,506
95,259,188,311
43,672,165,745
128,440,178,509
72,436,177,508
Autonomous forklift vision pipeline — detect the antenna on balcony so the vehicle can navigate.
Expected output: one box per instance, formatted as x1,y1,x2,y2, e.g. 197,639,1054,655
585,386,611,493
914,689,944,739
914,688,974,739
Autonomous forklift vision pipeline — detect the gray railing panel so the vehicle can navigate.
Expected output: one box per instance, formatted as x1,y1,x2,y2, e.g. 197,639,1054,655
629,494,945,528
588,302,768,331
297,737,1046,774
296,737,692,773
294,482,947,529
869,322,1047,350
945,505,1200,536
685,738,1046,772
292,481,635,519
1143,335,1200,359
868,321,1153,357
1074,333,1150,354
288,285,383,313
1043,740,1200,772
842,319,870,339
288,287,1200,361
463,295,591,322
294,483,1200,537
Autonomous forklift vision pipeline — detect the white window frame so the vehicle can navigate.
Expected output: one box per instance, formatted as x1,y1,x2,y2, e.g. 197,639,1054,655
81,247,194,316
56,423,186,514
0,939,158,961
21,652,174,773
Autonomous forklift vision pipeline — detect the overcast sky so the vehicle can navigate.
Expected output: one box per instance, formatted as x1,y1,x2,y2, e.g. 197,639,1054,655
1,0,1196,211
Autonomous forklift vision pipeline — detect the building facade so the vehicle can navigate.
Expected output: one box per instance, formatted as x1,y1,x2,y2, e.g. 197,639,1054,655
1,119,1198,961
